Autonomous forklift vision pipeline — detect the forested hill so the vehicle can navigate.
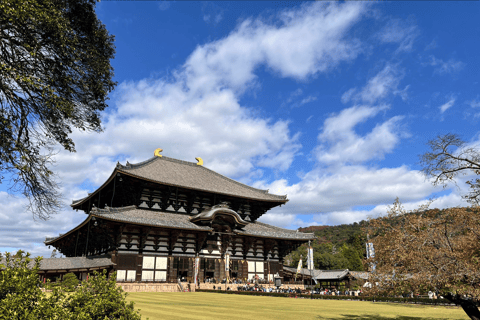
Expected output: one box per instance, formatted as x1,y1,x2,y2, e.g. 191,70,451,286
298,221,367,245
285,221,368,271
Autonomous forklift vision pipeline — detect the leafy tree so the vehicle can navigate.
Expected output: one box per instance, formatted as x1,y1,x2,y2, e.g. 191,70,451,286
421,133,480,204
0,251,70,319
0,251,141,320
288,241,364,271
65,269,141,320
0,0,116,219
366,199,480,320
339,244,363,271
62,272,79,292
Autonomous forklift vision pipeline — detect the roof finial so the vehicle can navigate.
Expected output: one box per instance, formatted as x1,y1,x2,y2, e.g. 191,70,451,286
154,148,163,158
195,157,203,166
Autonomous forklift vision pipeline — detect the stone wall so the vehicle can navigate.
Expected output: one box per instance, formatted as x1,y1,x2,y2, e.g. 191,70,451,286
118,282,196,292
198,283,306,291
117,281,305,292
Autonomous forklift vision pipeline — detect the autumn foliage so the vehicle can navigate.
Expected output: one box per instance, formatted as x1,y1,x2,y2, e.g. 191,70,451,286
366,199,480,319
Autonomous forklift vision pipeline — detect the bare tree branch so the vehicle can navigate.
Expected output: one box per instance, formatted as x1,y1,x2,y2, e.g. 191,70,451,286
420,134,480,204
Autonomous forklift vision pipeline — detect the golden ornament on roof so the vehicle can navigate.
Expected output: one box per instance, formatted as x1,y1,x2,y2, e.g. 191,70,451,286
154,148,163,157
195,157,203,166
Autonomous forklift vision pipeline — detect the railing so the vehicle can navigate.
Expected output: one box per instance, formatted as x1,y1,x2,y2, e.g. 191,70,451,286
283,281,304,285
177,278,183,292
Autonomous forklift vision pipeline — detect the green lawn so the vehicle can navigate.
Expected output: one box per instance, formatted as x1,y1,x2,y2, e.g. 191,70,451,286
127,292,469,320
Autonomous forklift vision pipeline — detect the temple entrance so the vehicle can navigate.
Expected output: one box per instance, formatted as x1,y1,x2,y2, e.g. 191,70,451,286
173,257,190,282
202,258,216,282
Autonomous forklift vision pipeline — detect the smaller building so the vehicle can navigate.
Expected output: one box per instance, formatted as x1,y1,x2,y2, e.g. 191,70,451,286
283,266,369,289
37,256,114,283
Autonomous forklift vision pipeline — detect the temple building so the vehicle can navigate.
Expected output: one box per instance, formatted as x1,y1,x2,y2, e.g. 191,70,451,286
44,149,314,286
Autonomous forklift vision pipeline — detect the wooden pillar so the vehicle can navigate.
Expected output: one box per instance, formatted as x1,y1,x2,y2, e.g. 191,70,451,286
219,258,225,281
188,257,193,283
168,257,176,282
199,258,205,283
135,255,143,282
241,260,248,282
215,259,220,281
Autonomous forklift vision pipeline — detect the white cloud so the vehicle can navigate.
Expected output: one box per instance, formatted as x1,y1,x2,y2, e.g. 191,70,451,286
283,90,317,109
342,64,405,104
424,39,437,51
377,18,418,53
315,105,402,165
185,2,367,94
467,98,480,109
258,212,307,229
341,88,357,104
439,98,455,113
158,1,170,11
307,191,467,226
427,55,465,75
359,64,404,104
299,96,317,106
262,165,435,215
0,192,85,257
202,2,224,25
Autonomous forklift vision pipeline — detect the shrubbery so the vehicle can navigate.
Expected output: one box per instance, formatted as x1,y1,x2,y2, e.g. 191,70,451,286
197,289,461,306
61,273,80,292
0,252,142,320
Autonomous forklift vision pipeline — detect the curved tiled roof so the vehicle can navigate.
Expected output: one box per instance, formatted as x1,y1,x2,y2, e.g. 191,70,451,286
39,256,114,271
92,206,313,240
47,206,314,244
116,156,288,202
1,256,114,271
236,221,315,240
283,267,351,279
92,206,212,232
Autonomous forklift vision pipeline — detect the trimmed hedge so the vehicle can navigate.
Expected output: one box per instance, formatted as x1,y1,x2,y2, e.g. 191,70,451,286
196,289,457,306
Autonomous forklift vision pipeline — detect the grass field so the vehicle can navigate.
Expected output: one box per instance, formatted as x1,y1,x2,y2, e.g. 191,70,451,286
127,292,469,320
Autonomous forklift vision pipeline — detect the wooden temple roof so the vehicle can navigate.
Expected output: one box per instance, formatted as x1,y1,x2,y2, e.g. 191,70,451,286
38,256,114,271
282,267,368,280
46,205,314,245
72,155,288,207
1,256,113,272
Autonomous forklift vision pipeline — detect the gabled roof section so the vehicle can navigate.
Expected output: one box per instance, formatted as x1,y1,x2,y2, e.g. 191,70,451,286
91,205,212,232
116,156,288,202
0,255,114,271
72,155,288,208
38,256,114,271
283,267,351,279
190,203,248,228
237,221,315,240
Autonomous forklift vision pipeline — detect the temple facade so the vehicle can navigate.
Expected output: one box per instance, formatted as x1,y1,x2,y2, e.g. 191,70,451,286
45,150,314,285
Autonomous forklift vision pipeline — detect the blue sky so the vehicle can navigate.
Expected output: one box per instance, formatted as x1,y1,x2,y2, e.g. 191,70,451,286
1,1,479,256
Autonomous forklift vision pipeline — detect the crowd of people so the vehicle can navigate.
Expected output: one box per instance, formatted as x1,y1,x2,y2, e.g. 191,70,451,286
234,284,362,296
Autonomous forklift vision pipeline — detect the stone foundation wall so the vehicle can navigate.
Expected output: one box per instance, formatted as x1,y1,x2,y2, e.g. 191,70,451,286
198,283,306,291
118,282,196,293
117,282,305,293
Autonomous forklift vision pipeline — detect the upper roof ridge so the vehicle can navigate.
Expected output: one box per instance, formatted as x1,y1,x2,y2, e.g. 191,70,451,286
91,205,137,214
118,155,287,199
253,221,315,235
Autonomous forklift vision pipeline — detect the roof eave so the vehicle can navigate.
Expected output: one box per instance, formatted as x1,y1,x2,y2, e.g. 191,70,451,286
70,168,119,209
45,214,92,245
117,169,288,204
